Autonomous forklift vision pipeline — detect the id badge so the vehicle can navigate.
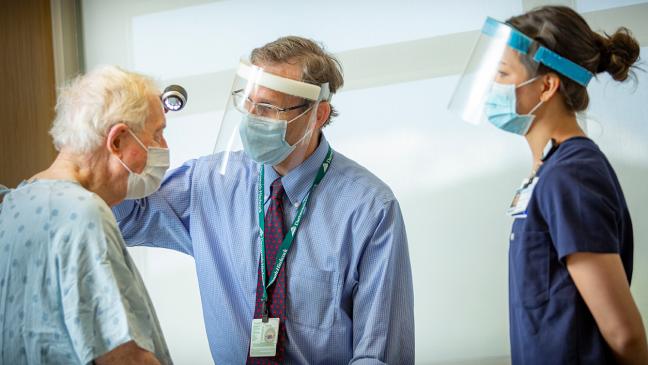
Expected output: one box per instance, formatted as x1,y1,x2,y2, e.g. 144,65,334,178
506,177,538,218
249,318,280,357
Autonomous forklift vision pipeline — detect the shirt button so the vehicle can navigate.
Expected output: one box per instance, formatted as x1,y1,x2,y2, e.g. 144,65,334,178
294,203,300,208
510,233,515,241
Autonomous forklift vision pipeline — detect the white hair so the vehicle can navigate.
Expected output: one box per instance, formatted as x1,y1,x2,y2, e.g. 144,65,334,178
50,65,159,153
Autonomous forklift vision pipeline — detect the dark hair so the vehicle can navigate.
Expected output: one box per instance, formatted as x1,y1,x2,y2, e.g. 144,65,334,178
507,6,641,111
251,36,344,126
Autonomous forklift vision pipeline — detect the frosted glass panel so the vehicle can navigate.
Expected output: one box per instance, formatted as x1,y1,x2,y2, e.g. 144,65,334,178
328,75,520,362
131,0,523,79
325,49,648,362
577,0,648,12
79,0,648,362
165,110,224,168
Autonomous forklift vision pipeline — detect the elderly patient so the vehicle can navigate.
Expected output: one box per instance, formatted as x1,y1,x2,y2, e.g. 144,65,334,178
0,66,172,364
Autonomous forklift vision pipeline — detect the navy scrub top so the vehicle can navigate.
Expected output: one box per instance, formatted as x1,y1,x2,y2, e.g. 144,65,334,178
508,137,633,364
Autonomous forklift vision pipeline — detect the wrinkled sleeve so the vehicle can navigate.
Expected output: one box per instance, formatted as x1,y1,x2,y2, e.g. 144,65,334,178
112,159,197,255
537,161,621,262
351,199,415,365
56,207,161,364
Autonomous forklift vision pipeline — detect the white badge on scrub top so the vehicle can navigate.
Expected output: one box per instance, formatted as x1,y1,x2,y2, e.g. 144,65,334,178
249,318,280,357
507,176,539,218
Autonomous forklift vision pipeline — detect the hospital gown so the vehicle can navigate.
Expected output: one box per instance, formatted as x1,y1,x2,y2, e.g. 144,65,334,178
0,179,172,364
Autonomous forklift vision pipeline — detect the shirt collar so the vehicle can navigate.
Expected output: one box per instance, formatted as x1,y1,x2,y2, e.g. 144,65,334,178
263,135,331,207
541,138,557,161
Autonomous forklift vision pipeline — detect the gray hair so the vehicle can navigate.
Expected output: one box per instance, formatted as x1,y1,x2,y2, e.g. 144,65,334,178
50,65,159,153
250,36,344,126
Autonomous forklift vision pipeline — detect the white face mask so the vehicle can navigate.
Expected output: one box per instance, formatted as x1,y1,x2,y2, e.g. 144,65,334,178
116,129,170,199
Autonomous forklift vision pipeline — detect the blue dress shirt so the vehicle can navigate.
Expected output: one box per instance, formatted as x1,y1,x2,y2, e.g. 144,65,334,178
113,135,414,364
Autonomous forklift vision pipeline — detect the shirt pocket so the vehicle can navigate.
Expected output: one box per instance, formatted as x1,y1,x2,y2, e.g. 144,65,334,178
510,230,551,309
287,267,338,330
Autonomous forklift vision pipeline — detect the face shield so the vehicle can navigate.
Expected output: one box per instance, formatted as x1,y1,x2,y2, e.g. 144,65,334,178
448,17,594,125
213,59,330,175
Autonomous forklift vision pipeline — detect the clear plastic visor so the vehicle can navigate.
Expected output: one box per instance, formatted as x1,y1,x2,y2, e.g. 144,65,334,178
448,18,541,124
213,59,330,174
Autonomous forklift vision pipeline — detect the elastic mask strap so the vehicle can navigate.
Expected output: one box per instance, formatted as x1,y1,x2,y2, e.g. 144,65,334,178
115,129,148,175
287,104,317,148
116,155,135,174
528,99,544,115
292,126,314,148
516,76,545,115
287,104,314,124
516,76,540,89
127,129,149,152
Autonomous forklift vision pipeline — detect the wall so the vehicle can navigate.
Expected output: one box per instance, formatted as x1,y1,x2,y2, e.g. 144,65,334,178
79,1,648,363
0,0,58,188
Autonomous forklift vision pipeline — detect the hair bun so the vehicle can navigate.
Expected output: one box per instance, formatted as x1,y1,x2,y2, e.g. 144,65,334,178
602,27,640,81
595,41,611,73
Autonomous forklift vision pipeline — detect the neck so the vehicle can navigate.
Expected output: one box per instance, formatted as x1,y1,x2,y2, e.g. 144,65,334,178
273,130,321,176
32,149,122,205
525,105,585,172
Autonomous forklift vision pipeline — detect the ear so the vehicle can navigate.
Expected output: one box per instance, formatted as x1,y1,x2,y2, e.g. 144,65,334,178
540,73,561,102
106,123,129,156
315,101,331,129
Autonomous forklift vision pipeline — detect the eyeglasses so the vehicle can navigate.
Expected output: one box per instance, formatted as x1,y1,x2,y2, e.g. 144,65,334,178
232,89,311,119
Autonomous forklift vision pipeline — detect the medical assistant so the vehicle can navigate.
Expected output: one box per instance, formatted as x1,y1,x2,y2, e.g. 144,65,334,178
508,137,633,364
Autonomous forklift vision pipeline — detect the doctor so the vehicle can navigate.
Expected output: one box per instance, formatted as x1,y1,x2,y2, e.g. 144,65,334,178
113,36,414,364
449,6,648,365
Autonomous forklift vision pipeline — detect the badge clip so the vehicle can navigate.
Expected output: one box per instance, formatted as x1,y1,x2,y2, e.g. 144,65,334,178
262,300,269,323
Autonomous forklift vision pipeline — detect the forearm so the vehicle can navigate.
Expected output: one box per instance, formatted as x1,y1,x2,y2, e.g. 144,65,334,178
607,318,648,365
112,198,151,244
95,341,162,365
567,252,648,365
113,195,193,254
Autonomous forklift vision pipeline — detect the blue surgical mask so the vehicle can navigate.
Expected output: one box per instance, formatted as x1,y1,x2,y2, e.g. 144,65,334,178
485,77,544,135
239,107,312,166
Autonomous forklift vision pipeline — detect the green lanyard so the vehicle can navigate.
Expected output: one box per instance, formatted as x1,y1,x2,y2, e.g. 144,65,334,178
256,147,333,321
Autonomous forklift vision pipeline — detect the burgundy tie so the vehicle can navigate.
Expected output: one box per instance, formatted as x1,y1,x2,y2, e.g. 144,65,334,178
248,177,287,364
